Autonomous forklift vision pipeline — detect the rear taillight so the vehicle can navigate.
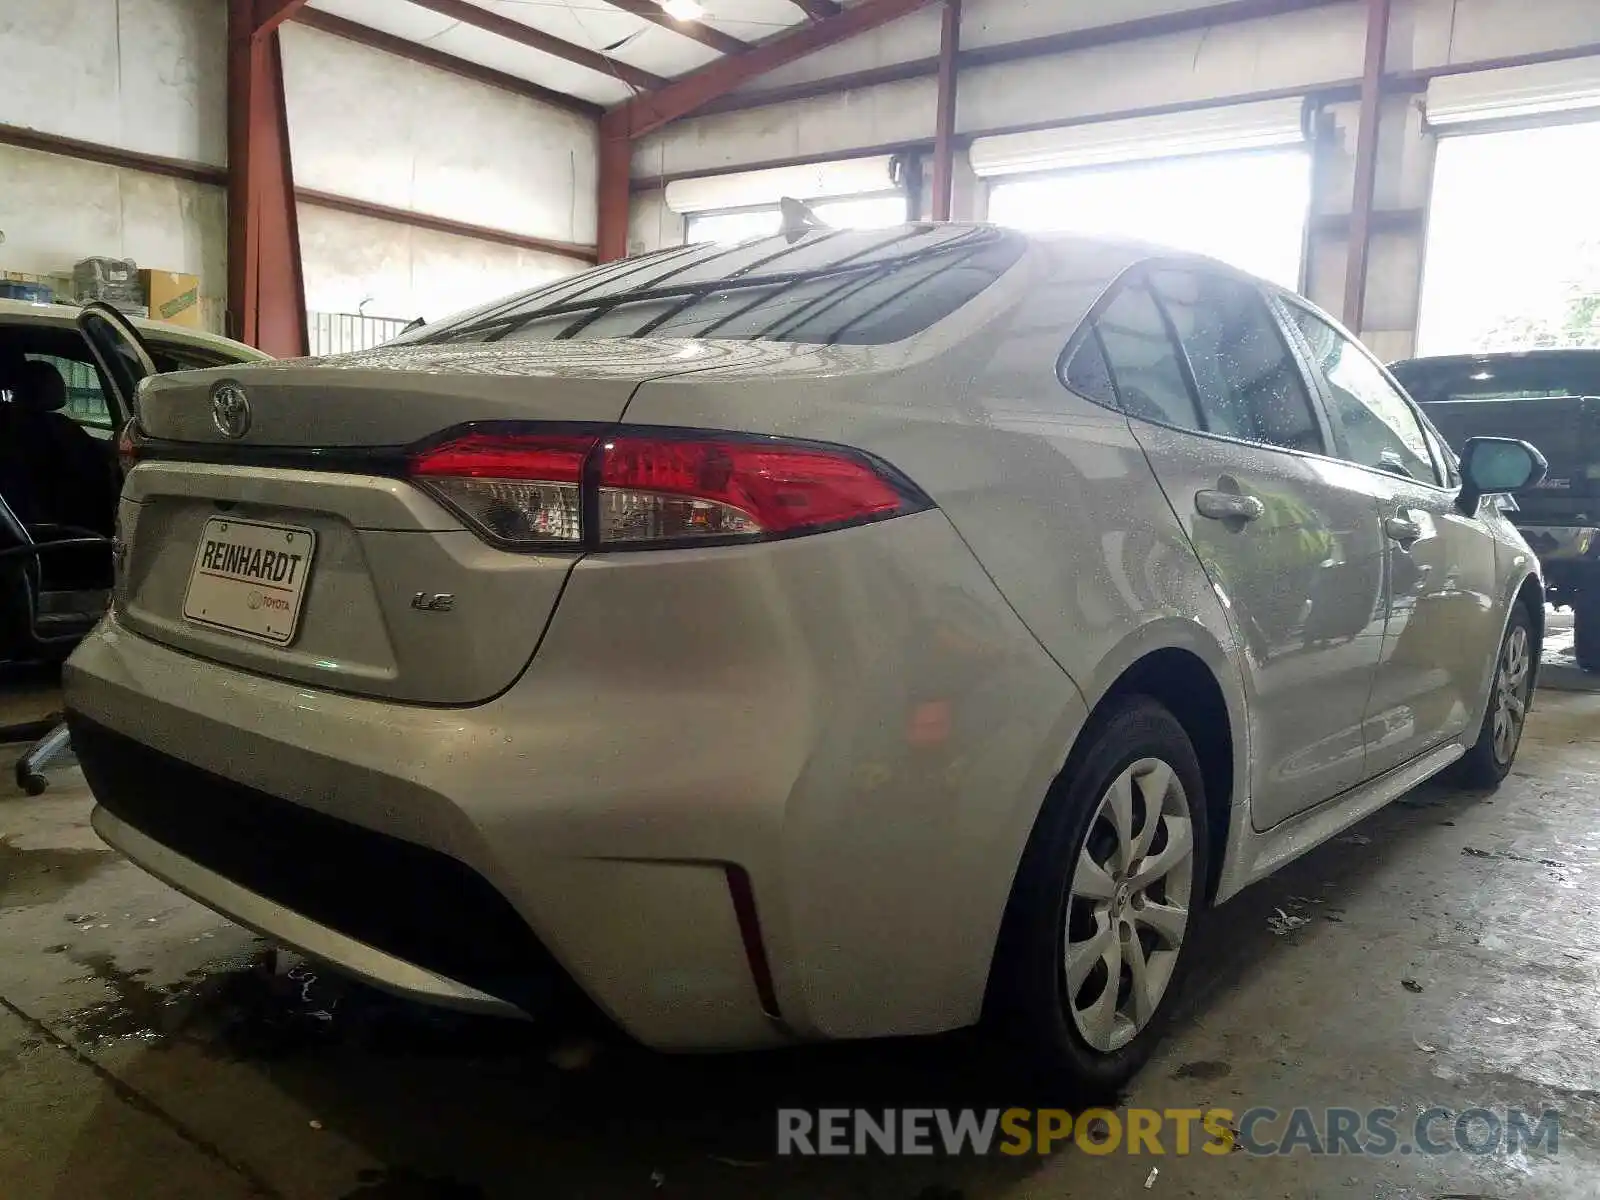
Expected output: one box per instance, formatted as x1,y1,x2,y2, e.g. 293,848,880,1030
410,431,592,546
407,425,926,551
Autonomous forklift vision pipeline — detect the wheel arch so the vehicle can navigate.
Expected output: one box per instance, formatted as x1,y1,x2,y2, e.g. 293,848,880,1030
981,626,1245,1027
1028,617,1249,912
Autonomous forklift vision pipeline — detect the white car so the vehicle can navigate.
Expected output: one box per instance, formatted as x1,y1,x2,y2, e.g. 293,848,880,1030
0,298,266,658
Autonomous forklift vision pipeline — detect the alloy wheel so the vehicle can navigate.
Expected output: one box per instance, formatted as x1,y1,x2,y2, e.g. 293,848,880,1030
1491,625,1531,766
1063,758,1194,1053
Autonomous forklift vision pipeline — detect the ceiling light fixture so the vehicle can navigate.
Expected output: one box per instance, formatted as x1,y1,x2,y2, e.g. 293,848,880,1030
661,0,705,20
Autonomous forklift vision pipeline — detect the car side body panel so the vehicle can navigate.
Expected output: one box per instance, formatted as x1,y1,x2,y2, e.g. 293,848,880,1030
619,244,1258,908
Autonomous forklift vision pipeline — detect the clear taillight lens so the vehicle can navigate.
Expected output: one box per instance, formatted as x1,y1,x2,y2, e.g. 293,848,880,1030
410,431,595,547
408,426,926,551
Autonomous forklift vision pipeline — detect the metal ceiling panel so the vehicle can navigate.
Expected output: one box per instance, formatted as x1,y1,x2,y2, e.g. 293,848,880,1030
305,0,634,102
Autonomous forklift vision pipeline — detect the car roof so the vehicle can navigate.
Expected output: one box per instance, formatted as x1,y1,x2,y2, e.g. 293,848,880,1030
0,297,268,362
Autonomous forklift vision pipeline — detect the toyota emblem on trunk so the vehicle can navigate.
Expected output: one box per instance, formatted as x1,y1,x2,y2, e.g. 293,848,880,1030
211,382,252,440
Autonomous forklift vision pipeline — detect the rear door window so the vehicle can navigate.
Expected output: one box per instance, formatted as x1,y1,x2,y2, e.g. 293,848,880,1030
1090,283,1201,430
1151,269,1325,454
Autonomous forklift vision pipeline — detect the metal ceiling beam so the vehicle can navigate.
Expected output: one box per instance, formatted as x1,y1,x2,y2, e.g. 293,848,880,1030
251,0,311,39
930,0,960,221
608,0,941,140
601,0,749,56
297,189,598,262
789,0,843,18
291,9,602,117
227,0,308,356
406,0,667,92
597,0,938,261
696,0,1348,119
1342,0,1392,334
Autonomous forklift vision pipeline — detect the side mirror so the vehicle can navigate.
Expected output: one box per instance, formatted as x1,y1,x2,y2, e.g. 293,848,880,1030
1458,437,1548,514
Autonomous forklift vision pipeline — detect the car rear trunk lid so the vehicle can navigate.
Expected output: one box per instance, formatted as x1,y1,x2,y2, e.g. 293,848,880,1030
118,342,748,704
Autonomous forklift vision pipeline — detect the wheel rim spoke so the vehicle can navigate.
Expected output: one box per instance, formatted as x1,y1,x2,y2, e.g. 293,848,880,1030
1071,852,1117,902
1105,771,1136,873
1075,937,1124,1049
1133,898,1188,946
1130,761,1171,862
1129,816,1194,891
1124,932,1159,1028
1065,916,1115,994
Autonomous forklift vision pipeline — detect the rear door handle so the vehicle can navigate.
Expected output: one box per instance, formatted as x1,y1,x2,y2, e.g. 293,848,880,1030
1385,515,1423,546
1195,490,1265,523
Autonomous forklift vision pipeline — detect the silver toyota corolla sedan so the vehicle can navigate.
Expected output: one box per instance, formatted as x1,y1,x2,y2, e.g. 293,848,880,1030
66,225,1547,1089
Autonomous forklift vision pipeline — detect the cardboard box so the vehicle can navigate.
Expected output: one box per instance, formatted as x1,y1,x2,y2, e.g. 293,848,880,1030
140,270,202,328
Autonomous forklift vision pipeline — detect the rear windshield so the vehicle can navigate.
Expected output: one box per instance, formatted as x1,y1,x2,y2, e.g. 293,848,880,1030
1391,355,1600,405
396,226,1026,348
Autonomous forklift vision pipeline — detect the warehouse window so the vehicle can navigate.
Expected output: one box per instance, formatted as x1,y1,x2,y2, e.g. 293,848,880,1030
685,194,908,245
1418,120,1600,354
989,148,1311,288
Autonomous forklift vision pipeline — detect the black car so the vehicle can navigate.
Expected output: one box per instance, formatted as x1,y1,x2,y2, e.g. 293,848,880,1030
1391,349,1599,668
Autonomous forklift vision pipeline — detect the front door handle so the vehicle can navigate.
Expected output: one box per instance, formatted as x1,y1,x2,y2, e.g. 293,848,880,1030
1196,490,1265,523
1385,515,1423,546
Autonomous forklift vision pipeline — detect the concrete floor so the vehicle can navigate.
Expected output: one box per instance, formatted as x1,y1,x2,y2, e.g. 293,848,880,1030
3,688,1599,1199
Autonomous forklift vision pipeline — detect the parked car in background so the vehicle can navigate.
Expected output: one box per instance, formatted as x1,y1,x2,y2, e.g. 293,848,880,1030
66,226,1548,1090
1391,350,1598,668
0,298,269,439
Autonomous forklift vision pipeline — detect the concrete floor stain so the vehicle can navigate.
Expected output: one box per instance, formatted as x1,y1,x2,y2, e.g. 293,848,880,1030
340,1167,485,1200
0,836,113,907
60,949,190,1046
1171,1059,1231,1081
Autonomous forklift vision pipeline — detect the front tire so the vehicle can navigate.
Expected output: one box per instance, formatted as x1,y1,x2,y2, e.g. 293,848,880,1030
988,697,1209,1096
1451,603,1535,789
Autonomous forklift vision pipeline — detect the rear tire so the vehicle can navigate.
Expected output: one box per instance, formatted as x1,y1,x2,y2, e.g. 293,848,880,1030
987,697,1209,1097
1575,596,1600,672
1451,603,1535,790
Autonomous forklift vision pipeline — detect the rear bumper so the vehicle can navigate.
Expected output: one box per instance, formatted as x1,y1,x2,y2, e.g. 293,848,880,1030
89,802,519,1017
65,511,1086,1049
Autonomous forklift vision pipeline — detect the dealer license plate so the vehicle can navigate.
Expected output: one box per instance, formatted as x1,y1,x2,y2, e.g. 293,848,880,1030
182,517,316,646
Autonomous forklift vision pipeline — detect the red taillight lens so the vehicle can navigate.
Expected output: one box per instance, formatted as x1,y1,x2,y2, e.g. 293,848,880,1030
597,437,909,545
408,426,924,551
410,431,597,546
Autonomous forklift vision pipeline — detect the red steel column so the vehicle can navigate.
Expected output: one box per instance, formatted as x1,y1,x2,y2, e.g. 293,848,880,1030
931,0,961,221
597,112,633,263
1341,0,1392,334
228,0,309,356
